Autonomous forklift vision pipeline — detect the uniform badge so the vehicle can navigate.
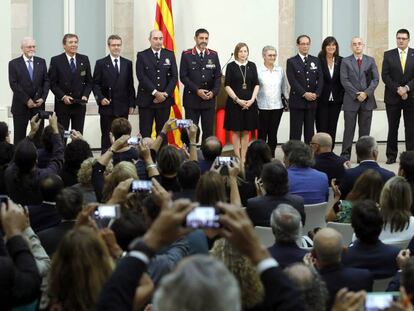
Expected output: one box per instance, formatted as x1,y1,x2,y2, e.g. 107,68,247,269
310,62,317,70
191,61,197,65
164,58,171,66
80,70,86,76
206,59,216,69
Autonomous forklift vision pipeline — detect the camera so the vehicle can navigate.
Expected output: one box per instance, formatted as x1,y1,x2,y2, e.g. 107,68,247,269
127,136,142,145
185,206,221,229
63,130,72,139
38,111,53,119
216,156,234,166
364,292,400,310
94,204,121,219
130,180,152,193
175,119,193,129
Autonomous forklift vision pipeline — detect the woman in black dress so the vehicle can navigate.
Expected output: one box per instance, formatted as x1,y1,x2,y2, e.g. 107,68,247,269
316,36,344,148
224,43,260,162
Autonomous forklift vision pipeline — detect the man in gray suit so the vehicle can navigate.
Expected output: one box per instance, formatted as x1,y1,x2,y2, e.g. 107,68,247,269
340,37,379,160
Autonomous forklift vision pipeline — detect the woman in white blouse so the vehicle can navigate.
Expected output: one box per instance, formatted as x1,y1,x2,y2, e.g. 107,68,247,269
256,46,288,156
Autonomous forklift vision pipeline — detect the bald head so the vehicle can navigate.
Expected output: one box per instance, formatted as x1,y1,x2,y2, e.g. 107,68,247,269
311,132,332,154
284,263,314,289
149,29,163,51
313,228,343,266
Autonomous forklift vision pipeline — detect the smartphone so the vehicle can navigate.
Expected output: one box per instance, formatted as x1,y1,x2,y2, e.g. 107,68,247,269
175,119,193,129
185,206,221,229
63,130,72,139
0,195,8,207
127,136,141,145
217,156,234,166
365,292,400,310
38,111,53,119
130,180,152,193
94,204,121,219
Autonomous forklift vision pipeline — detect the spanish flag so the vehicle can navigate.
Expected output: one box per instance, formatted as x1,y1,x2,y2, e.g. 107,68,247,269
154,0,183,146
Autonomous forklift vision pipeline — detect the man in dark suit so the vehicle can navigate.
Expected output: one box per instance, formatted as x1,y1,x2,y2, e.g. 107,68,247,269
268,204,309,268
49,33,93,133
136,29,178,137
247,160,305,226
310,132,347,184
382,29,414,164
313,228,373,308
8,37,49,146
180,28,221,142
340,37,379,160
93,35,135,152
339,136,394,199
286,35,323,144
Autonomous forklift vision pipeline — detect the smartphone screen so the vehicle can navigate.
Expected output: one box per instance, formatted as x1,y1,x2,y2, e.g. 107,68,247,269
185,206,221,229
365,292,400,310
131,180,152,193
63,130,72,138
175,119,192,129
217,156,233,165
127,136,141,145
94,205,121,219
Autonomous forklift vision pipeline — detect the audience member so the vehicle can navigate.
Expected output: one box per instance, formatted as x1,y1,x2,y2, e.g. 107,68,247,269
155,145,182,192
343,200,400,279
37,123,64,168
283,140,329,204
102,161,137,202
339,136,394,198
268,204,308,268
199,136,222,174
70,157,98,204
174,160,200,201
399,151,414,214
0,122,14,194
60,138,92,187
247,160,305,226
110,117,139,165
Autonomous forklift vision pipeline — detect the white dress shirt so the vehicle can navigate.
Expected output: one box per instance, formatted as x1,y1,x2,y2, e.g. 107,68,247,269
257,64,288,110
110,55,120,73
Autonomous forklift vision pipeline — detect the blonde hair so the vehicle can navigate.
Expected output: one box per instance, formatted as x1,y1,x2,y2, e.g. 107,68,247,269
210,239,264,308
102,161,137,202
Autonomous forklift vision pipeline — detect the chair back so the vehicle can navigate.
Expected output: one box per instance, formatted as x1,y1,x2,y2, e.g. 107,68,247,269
327,222,354,246
303,202,328,234
254,226,274,247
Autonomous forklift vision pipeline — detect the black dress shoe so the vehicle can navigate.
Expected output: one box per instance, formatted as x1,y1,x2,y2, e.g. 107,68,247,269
386,158,396,164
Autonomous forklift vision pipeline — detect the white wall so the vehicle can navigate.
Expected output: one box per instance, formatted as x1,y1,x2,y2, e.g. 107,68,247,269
388,0,414,50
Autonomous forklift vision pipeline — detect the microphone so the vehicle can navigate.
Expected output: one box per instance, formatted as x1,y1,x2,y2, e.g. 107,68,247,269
221,52,234,74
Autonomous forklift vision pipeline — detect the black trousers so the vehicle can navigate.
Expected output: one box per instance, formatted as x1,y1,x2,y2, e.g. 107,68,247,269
13,110,44,147
386,102,414,160
289,108,316,144
315,100,342,147
185,107,215,142
56,112,85,133
139,107,170,138
258,108,283,155
100,114,128,152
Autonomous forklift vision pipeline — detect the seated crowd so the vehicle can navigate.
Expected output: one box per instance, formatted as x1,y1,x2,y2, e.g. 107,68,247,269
1,114,414,311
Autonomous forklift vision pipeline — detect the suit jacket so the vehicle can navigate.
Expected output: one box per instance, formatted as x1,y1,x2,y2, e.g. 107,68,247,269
313,151,347,184
342,239,400,279
93,55,135,116
286,54,323,109
28,202,61,233
318,56,344,104
268,242,309,268
49,53,93,114
180,47,221,109
339,161,395,199
37,221,75,256
8,55,50,115
340,54,379,111
382,47,414,105
247,193,306,226
136,48,178,109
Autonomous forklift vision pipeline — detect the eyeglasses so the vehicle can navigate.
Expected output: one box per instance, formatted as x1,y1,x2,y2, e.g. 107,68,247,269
397,37,409,41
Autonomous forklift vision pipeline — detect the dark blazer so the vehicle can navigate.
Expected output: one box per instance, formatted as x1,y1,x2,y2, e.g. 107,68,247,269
8,55,50,115
318,56,344,103
136,48,178,109
49,53,93,114
38,221,75,256
286,54,324,109
313,151,347,184
382,48,414,105
247,194,306,226
93,55,135,116
180,47,221,109
268,242,309,268
319,264,373,308
342,239,400,279
339,161,395,198
28,202,61,233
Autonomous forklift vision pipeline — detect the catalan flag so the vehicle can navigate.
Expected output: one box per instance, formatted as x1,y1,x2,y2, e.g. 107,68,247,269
154,0,182,146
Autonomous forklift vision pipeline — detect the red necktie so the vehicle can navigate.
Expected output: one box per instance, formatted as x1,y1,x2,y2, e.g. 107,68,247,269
357,58,362,68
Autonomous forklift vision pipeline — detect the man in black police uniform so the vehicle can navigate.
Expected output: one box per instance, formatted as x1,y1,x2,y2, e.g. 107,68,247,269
49,33,93,133
93,34,135,152
9,37,49,146
180,28,221,141
136,29,178,137
286,35,323,144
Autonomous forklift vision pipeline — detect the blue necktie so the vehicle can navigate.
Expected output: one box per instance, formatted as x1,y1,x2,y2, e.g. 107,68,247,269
114,58,119,76
27,59,33,81
70,57,76,73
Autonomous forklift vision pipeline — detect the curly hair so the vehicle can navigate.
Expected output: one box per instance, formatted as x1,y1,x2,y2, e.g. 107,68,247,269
102,161,137,202
210,238,264,308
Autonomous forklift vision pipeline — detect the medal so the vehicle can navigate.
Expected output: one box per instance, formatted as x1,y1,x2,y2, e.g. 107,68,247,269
242,83,247,89
238,63,248,90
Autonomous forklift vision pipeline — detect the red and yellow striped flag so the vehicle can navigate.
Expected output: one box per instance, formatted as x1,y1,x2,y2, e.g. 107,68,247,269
154,0,182,147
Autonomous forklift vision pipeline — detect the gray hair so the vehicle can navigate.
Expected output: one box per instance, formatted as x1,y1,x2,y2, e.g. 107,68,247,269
153,255,241,311
270,204,301,243
262,45,277,57
21,37,35,48
355,136,378,160
149,29,162,39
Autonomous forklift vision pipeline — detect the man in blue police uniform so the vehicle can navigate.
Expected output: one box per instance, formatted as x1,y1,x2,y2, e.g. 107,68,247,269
180,28,221,141
136,29,178,137
93,34,135,152
286,35,323,144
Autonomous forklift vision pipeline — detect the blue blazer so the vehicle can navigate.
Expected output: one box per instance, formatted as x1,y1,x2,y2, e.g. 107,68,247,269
268,242,309,268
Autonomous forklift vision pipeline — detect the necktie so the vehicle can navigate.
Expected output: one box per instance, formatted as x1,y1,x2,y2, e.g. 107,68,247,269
114,58,119,76
401,50,406,73
70,57,76,73
27,59,33,81
357,57,362,68
154,52,160,64
200,52,204,61
303,56,308,67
